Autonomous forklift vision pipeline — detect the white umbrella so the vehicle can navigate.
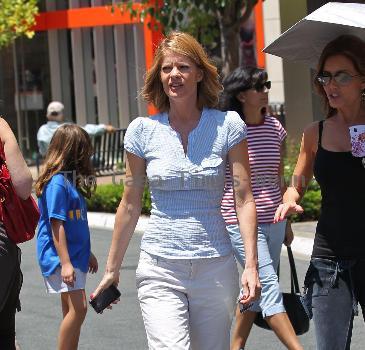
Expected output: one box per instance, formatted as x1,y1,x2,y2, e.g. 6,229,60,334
264,2,365,68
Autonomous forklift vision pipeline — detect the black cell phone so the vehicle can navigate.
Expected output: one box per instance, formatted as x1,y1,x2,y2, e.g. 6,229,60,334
239,301,253,314
89,285,121,314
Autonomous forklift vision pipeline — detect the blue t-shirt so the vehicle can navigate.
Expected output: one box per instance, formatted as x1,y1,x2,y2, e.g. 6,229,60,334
37,173,91,277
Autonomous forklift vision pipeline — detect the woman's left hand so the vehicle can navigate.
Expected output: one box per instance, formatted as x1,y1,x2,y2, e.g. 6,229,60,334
88,252,99,273
90,271,120,311
240,266,261,306
283,221,294,247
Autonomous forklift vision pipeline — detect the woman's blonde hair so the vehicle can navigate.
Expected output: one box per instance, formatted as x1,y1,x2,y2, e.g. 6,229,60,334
141,31,222,112
35,124,96,198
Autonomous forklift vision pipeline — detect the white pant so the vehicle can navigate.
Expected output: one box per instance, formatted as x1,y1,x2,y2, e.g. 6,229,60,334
136,251,239,350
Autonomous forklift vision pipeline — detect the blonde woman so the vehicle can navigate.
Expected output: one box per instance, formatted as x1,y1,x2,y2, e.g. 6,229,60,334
92,32,260,350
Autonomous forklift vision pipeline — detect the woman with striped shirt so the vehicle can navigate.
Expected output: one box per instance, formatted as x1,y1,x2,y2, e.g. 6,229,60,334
220,67,303,350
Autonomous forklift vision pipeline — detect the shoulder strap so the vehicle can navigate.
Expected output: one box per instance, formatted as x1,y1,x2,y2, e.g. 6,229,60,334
0,142,5,163
318,120,324,147
287,246,300,294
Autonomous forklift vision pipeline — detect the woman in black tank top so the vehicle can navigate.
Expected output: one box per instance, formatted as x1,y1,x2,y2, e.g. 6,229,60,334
275,35,365,350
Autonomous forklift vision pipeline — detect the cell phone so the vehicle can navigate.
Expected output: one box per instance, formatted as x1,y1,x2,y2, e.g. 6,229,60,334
237,289,253,314
89,285,121,314
238,301,253,314
349,125,365,157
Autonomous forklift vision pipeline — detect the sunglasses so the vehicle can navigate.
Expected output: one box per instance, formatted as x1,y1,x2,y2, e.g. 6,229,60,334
316,71,361,86
253,81,271,92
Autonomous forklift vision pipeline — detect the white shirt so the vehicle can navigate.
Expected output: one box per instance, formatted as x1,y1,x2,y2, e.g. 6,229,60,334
37,121,106,156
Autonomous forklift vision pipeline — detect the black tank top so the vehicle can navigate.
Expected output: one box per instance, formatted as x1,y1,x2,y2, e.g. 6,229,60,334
312,120,365,258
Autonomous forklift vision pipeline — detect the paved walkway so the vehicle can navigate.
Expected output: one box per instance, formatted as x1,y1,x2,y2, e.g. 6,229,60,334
87,212,316,257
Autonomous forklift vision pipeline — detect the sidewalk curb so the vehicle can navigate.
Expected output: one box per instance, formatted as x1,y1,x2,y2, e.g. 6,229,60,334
287,221,316,258
88,212,316,257
87,212,149,233
282,236,314,259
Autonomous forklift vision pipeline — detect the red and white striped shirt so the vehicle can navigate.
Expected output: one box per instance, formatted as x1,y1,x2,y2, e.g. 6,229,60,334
221,115,287,224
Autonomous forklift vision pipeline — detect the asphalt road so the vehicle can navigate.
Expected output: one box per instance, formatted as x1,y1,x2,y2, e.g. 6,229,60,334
15,228,365,349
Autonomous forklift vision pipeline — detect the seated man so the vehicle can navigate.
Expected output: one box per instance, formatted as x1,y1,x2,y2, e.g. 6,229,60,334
37,101,115,156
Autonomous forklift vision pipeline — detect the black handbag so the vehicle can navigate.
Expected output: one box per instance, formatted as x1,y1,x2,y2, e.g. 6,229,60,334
254,246,310,335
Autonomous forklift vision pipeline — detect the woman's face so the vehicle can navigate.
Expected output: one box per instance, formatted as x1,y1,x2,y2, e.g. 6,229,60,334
321,54,365,110
160,51,203,103
237,81,269,110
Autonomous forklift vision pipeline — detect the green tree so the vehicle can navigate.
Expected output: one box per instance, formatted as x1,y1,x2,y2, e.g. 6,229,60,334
0,0,39,48
115,0,263,76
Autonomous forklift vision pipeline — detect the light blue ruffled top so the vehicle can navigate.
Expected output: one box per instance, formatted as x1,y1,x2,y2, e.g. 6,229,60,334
124,108,247,258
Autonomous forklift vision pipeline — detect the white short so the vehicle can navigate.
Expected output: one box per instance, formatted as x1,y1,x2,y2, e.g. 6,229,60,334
44,267,87,294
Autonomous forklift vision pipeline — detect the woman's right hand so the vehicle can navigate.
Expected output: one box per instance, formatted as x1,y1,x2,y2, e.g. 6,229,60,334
90,271,120,309
240,266,261,306
274,202,304,223
61,262,76,287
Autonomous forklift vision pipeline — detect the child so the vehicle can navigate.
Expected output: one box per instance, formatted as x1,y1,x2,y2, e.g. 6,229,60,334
35,124,98,350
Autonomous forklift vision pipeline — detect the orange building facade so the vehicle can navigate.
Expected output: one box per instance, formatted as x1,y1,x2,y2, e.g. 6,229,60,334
0,0,265,157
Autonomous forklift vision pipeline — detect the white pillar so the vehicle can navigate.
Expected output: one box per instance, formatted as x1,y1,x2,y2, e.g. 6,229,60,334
263,0,285,104
279,0,314,139
133,24,148,118
92,0,118,126
69,0,96,125
124,25,139,119
114,26,131,128
46,2,72,120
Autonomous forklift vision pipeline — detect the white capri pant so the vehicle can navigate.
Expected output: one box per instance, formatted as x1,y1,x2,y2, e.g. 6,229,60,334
136,251,239,350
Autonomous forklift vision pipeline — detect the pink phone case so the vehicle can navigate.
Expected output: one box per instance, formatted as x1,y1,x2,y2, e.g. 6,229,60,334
349,125,365,157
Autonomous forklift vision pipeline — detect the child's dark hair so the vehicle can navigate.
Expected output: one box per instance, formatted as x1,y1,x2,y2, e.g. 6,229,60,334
35,124,96,198
219,67,268,119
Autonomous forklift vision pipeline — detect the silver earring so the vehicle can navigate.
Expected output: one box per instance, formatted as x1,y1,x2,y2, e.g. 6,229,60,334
362,89,365,103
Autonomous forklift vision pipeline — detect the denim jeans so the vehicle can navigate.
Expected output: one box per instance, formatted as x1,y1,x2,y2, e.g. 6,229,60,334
303,258,365,350
227,221,286,317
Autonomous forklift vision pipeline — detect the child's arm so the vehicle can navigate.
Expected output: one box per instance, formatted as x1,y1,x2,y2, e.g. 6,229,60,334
88,252,98,273
51,218,75,286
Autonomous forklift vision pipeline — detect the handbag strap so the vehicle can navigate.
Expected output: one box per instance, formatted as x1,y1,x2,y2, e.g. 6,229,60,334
287,246,301,294
275,247,301,295
0,142,5,162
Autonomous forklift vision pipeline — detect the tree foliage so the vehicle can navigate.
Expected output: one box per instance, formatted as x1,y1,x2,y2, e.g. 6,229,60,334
0,0,39,48
115,0,263,75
